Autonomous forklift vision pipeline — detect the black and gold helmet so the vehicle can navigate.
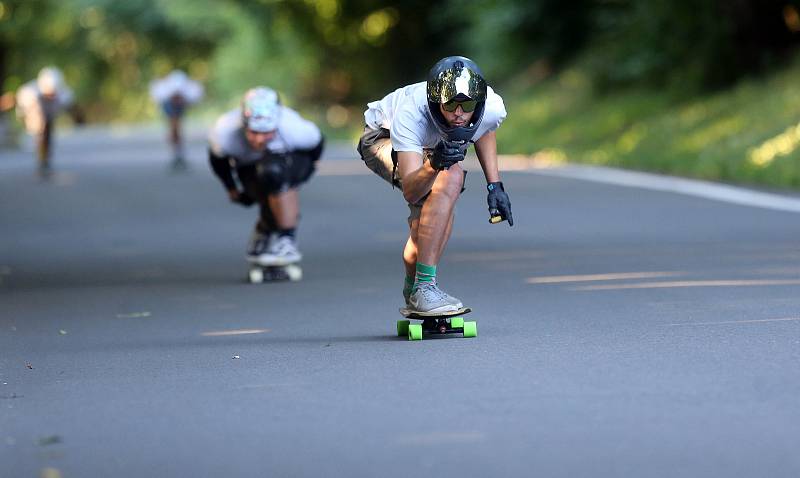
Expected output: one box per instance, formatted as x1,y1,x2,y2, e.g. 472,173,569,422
426,56,487,142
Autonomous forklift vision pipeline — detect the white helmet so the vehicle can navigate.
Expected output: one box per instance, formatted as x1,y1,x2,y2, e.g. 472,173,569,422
37,67,64,96
165,70,189,94
241,87,281,133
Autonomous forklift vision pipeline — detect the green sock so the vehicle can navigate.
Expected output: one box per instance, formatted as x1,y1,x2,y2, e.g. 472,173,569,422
412,262,436,293
403,276,415,298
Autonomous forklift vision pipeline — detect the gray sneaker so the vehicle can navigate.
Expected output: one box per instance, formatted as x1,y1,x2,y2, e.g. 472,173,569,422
408,281,462,314
405,281,462,308
439,287,463,309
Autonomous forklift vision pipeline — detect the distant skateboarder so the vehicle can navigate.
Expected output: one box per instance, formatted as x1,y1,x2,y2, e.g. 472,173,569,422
209,87,323,274
358,56,513,314
150,70,204,170
15,67,78,178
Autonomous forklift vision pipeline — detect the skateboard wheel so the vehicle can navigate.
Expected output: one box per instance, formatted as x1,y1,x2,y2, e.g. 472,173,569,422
462,321,477,338
248,268,264,284
285,264,303,281
396,320,410,337
450,317,464,329
408,324,423,341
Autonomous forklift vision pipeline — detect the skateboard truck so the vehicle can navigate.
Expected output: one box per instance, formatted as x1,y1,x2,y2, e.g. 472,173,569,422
397,307,476,341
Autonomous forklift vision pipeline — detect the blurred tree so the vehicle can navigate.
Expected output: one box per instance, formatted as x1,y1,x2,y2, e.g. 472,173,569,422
2,0,800,123
439,0,594,81
589,0,800,93
274,0,452,104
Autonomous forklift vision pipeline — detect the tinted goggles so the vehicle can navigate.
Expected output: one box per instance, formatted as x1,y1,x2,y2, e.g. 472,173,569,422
441,98,478,113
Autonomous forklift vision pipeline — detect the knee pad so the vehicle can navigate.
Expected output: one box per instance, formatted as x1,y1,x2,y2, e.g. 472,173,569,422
256,156,291,193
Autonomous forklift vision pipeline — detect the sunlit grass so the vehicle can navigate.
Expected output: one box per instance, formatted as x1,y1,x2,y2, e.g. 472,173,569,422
498,54,800,189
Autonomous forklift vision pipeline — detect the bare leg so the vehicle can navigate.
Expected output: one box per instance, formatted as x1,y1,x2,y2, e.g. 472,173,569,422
169,116,185,167
403,220,419,278
414,165,463,265
37,122,52,176
169,117,181,150
437,210,455,260
404,210,454,276
268,188,299,229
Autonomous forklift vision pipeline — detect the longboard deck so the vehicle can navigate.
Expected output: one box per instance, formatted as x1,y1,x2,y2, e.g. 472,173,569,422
399,307,471,320
247,257,301,268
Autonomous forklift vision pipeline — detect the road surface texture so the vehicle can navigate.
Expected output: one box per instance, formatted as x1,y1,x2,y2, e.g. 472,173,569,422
2,125,799,477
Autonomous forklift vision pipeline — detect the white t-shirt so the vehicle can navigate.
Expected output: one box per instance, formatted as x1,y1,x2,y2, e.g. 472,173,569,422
363,81,506,154
209,106,322,164
15,80,74,134
149,75,204,104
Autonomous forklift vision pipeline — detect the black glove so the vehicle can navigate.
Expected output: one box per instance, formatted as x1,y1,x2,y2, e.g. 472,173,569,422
487,181,513,226
230,190,255,207
430,140,466,171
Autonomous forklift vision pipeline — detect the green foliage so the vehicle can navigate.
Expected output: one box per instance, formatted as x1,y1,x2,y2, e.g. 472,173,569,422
587,0,800,93
2,0,800,140
0,0,458,122
440,0,593,79
498,54,800,189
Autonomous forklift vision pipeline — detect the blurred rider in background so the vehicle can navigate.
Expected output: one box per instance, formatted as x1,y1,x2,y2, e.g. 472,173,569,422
150,70,204,170
208,87,324,267
15,67,81,178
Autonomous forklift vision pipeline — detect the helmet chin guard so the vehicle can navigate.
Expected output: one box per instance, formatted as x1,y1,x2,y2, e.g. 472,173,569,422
426,56,487,143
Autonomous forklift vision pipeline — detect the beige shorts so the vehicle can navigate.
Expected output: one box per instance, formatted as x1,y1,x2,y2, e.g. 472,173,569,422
357,127,401,186
357,127,465,222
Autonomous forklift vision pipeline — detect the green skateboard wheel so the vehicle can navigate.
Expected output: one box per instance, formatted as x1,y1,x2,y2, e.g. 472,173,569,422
408,324,423,341
450,317,464,329
462,321,477,338
397,320,410,337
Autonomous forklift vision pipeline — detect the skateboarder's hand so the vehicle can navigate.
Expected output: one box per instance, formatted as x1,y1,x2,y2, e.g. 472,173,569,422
431,140,466,171
487,181,513,226
228,189,255,207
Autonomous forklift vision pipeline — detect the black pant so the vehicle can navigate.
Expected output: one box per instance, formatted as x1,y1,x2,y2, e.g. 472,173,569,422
37,122,52,171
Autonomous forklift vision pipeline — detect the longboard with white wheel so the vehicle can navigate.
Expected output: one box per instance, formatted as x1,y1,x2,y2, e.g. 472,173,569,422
247,259,302,284
396,307,476,341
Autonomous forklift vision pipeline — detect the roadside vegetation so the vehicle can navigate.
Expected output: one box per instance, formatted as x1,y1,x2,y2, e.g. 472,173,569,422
2,0,800,188
499,54,800,189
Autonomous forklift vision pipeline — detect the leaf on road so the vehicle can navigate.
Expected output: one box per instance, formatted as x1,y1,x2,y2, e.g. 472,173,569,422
37,435,62,446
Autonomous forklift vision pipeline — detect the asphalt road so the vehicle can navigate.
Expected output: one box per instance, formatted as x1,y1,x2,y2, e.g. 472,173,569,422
2,126,800,477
